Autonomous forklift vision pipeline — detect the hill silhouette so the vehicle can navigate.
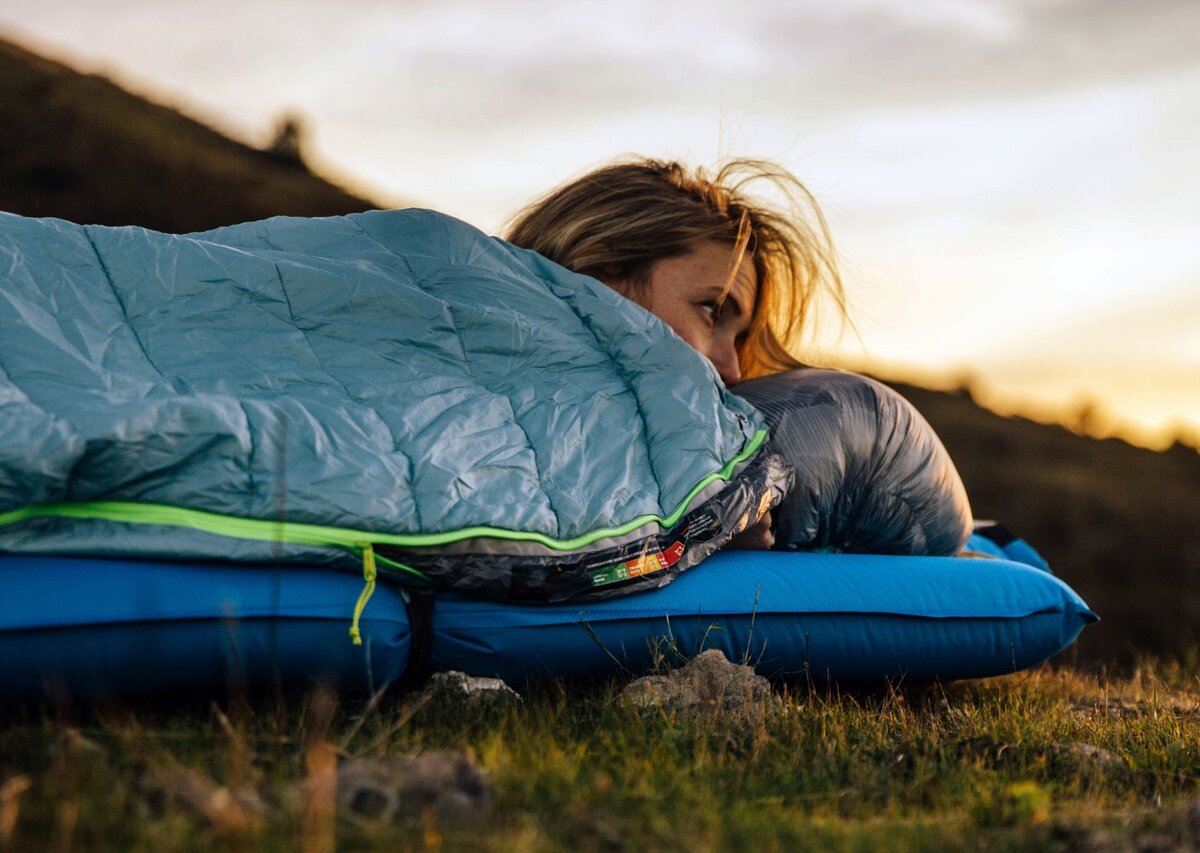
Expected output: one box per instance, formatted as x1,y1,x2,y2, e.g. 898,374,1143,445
0,38,376,232
2,37,1196,668
889,380,1200,667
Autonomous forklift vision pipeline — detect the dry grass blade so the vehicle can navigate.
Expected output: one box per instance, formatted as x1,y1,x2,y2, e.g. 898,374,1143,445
0,775,31,846
301,687,338,853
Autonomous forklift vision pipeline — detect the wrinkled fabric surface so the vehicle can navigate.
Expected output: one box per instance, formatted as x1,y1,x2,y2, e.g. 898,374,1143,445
0,208,771,589
734,369,973,556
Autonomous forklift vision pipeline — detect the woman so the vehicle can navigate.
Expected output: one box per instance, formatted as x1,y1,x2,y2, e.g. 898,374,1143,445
503,158,847,387
505,160,971,558
505,158,849,548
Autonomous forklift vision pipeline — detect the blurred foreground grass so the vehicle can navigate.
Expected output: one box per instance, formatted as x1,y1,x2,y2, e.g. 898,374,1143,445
2,661,1198,851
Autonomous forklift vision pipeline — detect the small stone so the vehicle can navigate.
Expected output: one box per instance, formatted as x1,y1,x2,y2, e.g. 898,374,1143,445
1053,742,1127,774
621,675,677,709
421,671,521,707
135,763,266,835
337,759,400,826
619,649,779,721
337,750,491,828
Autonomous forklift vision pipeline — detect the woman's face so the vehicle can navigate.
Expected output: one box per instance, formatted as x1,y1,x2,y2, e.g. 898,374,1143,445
612,241,757,387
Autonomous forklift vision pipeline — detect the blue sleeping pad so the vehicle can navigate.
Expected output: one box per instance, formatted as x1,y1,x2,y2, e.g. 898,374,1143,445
0,548,1096,702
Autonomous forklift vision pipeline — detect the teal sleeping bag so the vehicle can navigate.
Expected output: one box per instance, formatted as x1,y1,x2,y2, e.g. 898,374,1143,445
0,209,787,601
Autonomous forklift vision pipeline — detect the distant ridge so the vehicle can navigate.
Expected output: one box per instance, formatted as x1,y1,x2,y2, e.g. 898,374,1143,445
888,380,1200,666
0,38,379,233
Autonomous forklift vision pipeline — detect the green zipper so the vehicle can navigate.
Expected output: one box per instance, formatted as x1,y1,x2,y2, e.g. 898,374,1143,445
1,428,766,643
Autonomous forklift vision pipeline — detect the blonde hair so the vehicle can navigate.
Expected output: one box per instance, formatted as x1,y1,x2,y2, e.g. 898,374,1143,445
503,158,846,379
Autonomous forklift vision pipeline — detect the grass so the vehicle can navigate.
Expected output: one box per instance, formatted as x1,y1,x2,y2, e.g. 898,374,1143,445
2,662,1198,851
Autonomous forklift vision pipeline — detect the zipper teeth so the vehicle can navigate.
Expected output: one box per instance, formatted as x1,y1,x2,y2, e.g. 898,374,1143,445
0,429,765,552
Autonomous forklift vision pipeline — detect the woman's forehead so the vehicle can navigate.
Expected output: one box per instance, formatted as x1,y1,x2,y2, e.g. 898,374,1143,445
691,240,757,309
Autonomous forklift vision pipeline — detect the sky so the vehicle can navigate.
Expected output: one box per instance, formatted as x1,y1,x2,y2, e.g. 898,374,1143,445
2,0,1197,447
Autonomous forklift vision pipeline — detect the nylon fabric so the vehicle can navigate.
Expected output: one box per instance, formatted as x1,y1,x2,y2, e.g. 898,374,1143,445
734,369,973,556
0,209,770,584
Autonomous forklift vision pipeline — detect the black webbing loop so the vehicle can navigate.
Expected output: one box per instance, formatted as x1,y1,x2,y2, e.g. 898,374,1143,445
397,590,437,692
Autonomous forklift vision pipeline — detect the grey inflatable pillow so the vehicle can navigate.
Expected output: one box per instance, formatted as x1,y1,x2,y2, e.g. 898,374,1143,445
734,370,973,556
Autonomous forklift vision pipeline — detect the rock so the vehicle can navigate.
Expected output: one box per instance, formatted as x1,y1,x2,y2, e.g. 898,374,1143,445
1061,742,1125,768
337,750,491,829
421,671,521,709
619,649,778,720
134,762,266,836
1051,742,1128,779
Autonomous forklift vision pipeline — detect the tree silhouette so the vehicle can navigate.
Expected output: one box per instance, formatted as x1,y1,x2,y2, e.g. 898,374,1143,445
266,112,307,167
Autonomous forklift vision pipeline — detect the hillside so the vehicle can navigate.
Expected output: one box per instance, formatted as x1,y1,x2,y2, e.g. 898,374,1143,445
0,38,376,232
888,380,1200,666
1,37,1195,668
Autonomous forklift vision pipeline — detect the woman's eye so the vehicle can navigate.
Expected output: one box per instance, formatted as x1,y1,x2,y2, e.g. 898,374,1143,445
699,301,722,323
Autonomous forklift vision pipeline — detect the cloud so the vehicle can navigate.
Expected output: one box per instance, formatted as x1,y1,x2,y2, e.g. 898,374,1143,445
984,286,1200,368
10,0,1195,140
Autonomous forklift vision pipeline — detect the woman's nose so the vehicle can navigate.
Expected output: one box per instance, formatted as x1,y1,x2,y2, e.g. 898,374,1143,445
711,342,742,387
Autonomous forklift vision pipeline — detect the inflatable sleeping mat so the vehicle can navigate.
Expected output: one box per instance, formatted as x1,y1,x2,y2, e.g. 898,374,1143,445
0,534,1096,702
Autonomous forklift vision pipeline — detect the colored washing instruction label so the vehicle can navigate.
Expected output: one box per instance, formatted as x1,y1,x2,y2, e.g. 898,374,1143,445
589,541,685,587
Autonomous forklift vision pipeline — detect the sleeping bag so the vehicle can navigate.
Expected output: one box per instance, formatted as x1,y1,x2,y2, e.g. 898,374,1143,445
0,208,787,601
735,370,973,556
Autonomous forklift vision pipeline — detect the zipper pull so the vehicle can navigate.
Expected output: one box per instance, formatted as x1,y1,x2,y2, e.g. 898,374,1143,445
349,542,378,646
